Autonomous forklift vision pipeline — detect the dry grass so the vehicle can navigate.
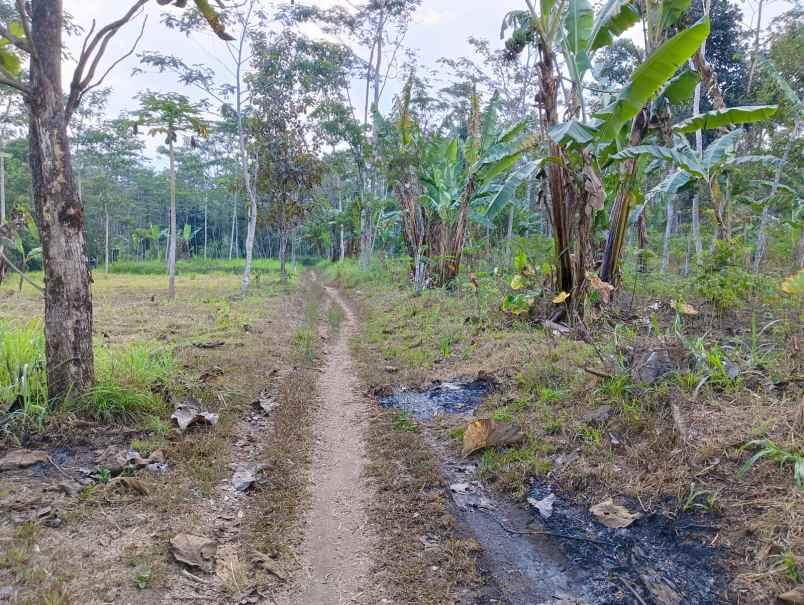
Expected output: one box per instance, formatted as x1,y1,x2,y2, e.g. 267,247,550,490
0,270,307,604
338,264,803,605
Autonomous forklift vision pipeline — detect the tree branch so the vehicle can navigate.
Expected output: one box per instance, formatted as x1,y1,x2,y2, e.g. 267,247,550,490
72,16,148,117
0,21,32,55
14,0,36,60
68,0,150,114
0,67,30,96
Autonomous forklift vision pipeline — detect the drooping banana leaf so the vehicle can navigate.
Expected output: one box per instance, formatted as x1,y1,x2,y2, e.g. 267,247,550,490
588,0,641,51
549,119,597,145
659,69,700,105
484,160,542,220
565,0,594,74
649,169,692,200
702,128,742,168
595,18,710,141
759,56,802,116
673,105,778,133
611,144,707,179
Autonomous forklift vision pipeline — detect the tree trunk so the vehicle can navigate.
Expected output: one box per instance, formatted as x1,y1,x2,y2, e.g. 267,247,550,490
754,120,799,271
278,230,287,283
661,196,674,272
229,190,237,260
167,138,177,300
600,110,649,284
203,191,208,260
104,201,109,274
28,0,94,400
237,2,259,295
746,0,764,96
538,43,573,295
506,203,514,260
0,139,5,285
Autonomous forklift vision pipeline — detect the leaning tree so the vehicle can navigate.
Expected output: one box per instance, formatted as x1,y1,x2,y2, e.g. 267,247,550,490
0,0,231,400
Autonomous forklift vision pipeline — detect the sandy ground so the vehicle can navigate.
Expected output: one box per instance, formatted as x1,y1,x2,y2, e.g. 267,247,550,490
275,287,376,605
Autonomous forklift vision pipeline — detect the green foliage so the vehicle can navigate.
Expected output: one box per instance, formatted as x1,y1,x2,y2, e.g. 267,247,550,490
392,411,418,433
739,439,804,490
0,320,48,428
695,240,762,312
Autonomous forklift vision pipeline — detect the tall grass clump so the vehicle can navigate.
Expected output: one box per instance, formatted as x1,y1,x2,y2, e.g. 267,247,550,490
1,320,176,429
0,320,48,428
70,343,176,423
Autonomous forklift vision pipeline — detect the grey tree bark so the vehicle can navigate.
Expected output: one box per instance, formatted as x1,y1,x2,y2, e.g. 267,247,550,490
167,138,177,299
104,200,109,274
661,196,674,272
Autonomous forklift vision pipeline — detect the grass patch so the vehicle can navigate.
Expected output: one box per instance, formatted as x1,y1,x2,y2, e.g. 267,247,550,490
1,321,177,430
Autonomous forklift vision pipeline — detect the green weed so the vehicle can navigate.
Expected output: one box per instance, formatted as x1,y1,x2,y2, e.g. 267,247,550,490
739,439,804,490
392,411,418,432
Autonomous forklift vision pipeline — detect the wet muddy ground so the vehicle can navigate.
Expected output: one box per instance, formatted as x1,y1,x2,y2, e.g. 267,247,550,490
381,381,729,605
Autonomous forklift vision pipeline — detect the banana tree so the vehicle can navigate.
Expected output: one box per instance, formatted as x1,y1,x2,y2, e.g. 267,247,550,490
179,223,201,258
613,115,779,242
417,94,536,286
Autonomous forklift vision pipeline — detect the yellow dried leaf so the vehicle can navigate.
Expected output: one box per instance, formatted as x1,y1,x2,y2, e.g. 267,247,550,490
462,419,524,457
552,291,570,304
781,269,804,296
511,275,526,291
672,300,699,316
587,273,614,303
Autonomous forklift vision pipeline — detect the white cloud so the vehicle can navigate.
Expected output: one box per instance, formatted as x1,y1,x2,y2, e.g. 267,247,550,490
413,8,446,26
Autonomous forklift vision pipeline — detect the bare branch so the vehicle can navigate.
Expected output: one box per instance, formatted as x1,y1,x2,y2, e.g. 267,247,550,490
72,17,148,117
14,0,36,60
69,0,150,111
0,21,32,55
0,66,30,96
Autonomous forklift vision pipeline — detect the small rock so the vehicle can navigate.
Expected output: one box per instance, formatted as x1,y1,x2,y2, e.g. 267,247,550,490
232,464,262,492
0,449,49,471
384,366,399,373
171,399,219,434
581,405,614,426
527,493,556,519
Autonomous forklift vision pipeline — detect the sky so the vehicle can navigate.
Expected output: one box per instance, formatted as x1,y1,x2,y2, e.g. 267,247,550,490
63,0,791,161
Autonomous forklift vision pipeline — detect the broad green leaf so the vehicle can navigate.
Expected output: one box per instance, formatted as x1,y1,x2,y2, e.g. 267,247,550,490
782,269,804,296
485,160,541,220
702,129,741,168
660,0,691,29
549,119,596,145
481,92,501,151
498,119,529,145
673,105,778,133
649,170,691,199
759,56,802,115
596,19,710,141
611,145,707,179
589,0,641,51
565,0,594,73
722,154,782,168
0,48,20,76
660,69,700,105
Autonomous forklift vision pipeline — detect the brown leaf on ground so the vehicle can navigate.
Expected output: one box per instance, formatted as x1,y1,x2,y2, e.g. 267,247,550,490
250,551,287,581
109,477,150,496
170,534,217,572
780,586,804,604
462,418,524,457
0,449,49,471
589,498,641,528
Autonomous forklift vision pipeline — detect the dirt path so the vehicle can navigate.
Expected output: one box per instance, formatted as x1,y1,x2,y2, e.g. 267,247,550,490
276,287,375,605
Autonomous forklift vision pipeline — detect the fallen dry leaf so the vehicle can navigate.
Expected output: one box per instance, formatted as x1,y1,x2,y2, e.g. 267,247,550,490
170,534,217,572
779,586,804,604
589,498,640,529
552,291,570,304
109,477,150,496
462,418,524,457
671,300,699,316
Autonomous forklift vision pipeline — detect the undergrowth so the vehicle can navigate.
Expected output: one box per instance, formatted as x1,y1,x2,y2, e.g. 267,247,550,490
0,320,176,432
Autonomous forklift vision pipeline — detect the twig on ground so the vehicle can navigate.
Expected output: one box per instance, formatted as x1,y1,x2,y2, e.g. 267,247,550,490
478,507,608,546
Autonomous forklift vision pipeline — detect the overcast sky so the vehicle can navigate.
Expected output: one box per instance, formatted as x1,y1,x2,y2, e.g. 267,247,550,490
64,0,790,160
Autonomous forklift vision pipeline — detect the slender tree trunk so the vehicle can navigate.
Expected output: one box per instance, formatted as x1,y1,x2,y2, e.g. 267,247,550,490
506,204,514,260
229,190,237,260
28,0,94,399
104,201,109,274
237,0,259,295
203,190,208,260
0,139,6,285
291,228,297,273
746,0,764,96
167,139,177,300
279,229,287,283
754,120,798,271
338,193,345,262
661,196,674,272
